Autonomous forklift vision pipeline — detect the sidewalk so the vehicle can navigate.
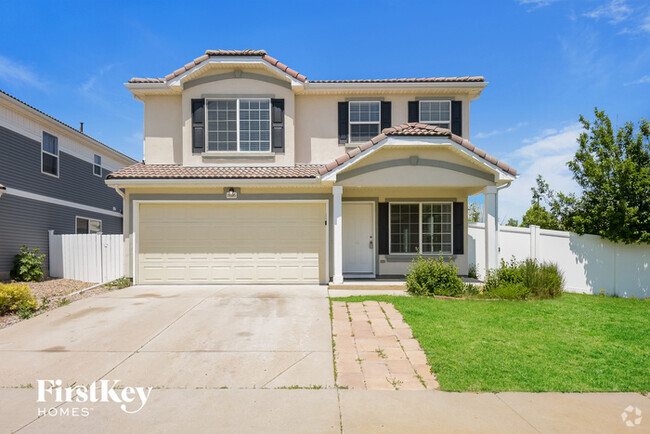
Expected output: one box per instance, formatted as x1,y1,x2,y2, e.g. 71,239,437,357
2,388,648,433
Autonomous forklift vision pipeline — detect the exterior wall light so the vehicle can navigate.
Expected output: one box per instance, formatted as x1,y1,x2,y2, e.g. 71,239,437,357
226,188,238,199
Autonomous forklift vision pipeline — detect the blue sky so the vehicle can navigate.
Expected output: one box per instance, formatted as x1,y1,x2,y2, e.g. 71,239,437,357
1,0,649,221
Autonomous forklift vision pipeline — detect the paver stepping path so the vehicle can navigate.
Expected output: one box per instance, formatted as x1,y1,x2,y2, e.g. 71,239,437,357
332,300,439,391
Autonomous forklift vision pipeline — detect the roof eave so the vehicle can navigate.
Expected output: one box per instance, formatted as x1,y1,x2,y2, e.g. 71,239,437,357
105,177,324,186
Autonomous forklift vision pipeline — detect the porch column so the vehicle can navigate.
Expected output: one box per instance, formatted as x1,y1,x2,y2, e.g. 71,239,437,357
484,186,499,272
332,185,344,284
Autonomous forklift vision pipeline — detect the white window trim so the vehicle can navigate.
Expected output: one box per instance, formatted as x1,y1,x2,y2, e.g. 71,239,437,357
93,154,102,177
204,98,272,153
348,101,381,144
75,216,103,234
388,202,453,255
41,132,59,178
419,100,451,127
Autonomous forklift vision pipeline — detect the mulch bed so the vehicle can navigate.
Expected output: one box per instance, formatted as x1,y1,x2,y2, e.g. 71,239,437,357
0,278,114,329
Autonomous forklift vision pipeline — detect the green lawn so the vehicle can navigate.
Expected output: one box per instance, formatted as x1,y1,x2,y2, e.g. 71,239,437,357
332,293,650,392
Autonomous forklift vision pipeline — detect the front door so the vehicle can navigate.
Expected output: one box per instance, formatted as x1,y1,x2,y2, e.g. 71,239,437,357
342,202,375,276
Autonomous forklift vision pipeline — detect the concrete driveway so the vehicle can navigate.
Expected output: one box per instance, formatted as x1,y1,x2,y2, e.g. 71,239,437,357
0,284,337,432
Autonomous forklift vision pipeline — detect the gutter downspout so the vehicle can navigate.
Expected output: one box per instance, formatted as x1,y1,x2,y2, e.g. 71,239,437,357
113,185,125,199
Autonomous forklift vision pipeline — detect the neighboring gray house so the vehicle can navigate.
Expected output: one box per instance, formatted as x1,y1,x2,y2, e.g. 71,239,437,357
0,89,137,279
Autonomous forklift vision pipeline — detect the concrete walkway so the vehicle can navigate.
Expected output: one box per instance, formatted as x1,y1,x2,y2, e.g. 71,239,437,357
0,284,648,433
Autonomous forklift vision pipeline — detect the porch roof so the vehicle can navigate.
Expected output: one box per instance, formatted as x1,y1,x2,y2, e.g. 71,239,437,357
319,123,517,177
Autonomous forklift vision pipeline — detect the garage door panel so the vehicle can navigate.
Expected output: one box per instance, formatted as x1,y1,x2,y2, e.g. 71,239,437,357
138,203,326,284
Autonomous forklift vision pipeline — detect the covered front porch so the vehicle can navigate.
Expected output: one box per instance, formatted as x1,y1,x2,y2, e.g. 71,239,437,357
319,124,517,285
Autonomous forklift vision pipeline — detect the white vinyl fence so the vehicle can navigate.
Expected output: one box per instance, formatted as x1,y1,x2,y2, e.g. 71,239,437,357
48,231,124,283
468,223,650,299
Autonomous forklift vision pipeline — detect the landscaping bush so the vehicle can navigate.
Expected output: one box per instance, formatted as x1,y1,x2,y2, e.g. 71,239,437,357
406,255,464,297
10,246,45,282
461,282,480,297
488,282,531,300
485,258,564,300
0,282,38,315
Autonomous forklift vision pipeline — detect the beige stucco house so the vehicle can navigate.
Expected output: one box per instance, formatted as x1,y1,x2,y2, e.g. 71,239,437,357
106,49,516,285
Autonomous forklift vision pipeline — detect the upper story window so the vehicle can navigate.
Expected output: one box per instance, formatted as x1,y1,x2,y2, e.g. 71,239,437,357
76,217,102,234
93,155,102,177
349,101,380,142
419,100,451,129
206,98,271,152
390,202,453,255
42,132,59,177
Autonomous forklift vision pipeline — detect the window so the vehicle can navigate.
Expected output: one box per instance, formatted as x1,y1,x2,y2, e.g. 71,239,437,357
206,98,271,152
419,100,451,129
349,101,380,142
389,202,453,254
93,155,102,177
76,217,102,234
42,132,59,177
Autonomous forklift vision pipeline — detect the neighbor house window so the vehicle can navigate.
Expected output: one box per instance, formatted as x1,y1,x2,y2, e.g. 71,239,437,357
206,98,271,152
42,132,59,177
389,203,453,254
93,155,102,177
76,217,102,234
419,100,451,129
349,101,380,142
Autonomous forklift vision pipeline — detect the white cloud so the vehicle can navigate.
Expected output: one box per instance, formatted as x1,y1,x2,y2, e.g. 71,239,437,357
498,123,583,222
475,122,528,139
81,64,115,93
0,55,47,89
584,0,632,24
625,75,650,85
516,0,562,9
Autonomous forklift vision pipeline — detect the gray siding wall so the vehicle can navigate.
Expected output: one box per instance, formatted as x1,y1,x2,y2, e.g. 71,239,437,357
0,125,123,212
0,194,122,278
0,124,126,278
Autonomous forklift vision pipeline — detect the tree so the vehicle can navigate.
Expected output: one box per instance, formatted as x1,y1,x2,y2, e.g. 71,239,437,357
520,109,650,243
566,109,650,243
468,202,482,223
505,218,519,227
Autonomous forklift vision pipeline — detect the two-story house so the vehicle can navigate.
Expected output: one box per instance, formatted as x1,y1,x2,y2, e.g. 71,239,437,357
107,49,516,286
0,89,137,279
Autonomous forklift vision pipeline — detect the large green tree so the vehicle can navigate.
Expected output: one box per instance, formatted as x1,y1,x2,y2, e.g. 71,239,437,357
567,109,650,243
520,109,650,244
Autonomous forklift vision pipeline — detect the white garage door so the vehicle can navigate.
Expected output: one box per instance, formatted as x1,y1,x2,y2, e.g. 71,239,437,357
137,202,326,284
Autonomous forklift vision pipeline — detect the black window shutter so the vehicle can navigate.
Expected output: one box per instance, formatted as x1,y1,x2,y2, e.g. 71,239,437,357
191,99,205,153
378,202,389,255
271,98,285,152
380,101,391,131
453,202,464,255
408,101,419,123
451,101,462,136
338,101,349,144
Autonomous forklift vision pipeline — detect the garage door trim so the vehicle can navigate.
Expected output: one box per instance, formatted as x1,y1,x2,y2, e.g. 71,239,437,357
133,200,330,285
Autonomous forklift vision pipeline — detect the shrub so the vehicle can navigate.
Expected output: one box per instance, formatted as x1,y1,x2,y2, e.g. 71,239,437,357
488,282,530,300
485,258,564,300
105,277,132,290
467,264,478,280
521,259,564,299
484,258,523,293
406,255,464,297
10,246,45,282
461,282,480,297
0,282,38,315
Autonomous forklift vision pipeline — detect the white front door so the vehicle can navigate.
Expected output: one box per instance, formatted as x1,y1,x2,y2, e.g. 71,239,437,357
342,202,375,276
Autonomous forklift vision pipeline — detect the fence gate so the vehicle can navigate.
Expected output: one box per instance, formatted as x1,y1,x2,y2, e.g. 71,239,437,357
48,231,124,283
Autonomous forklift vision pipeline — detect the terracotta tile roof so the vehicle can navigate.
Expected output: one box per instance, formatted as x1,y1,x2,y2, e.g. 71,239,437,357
319,123,517,176
107,163,324,180
0,89,137,164
309,77,485,83
129,49,307,84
